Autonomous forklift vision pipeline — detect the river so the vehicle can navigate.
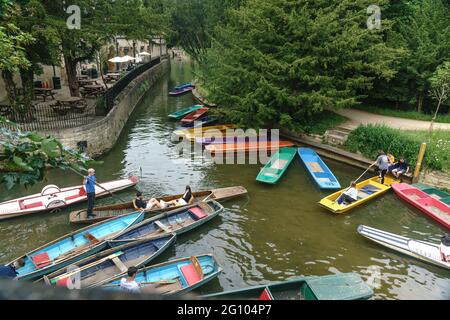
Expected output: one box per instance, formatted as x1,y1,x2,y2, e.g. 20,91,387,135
0,59,449,300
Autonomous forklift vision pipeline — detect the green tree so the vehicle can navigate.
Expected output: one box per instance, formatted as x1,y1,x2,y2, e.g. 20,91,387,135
428,62,450,134
199,0,401,131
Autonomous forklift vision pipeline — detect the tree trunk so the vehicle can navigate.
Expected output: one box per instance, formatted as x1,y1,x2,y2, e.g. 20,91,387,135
2,71,18,108
19,68,35,112
417,92,424,113
64,55,80,97
429,98,442,137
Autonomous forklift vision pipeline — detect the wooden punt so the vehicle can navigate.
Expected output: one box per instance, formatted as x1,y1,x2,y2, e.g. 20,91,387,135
195,134,270,145
202,273,373,300
169,86,193,96
0,176,139,221
38,235,177,289
175,82,194,90
168,105,203,119
173,124,237,140
180,107,209,125
256,147,297,184
205,140,295,154
100,254,222,296
318,176,397,214
413,183,450,206
358,225,450,270
69,186,247,225
108,200,224,246
392,183,450,229
298,148,341,189
180,116,217,128
6,211,144,281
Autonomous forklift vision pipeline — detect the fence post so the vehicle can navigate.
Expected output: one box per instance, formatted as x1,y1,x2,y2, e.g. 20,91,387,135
413,142,427,183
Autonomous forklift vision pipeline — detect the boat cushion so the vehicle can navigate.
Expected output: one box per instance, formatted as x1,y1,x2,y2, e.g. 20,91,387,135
180,263,202,286
259,288,274,300
23,201,44,210
56,278,70,287
31,252,52,269
189,207,207,220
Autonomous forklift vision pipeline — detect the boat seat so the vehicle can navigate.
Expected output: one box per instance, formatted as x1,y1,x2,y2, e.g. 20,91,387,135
357,191,371,200
31,252,52,269
155,220,172,233
19,201,44,210
307,162,324,173
180,257,203,286
111,257,128,273
84,232,100,244
271,159,288,170
259,288,274,300
189,207,207,220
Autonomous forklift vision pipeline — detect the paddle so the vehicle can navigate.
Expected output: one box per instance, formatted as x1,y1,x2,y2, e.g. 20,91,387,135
354,161,377,185
68,166,127,204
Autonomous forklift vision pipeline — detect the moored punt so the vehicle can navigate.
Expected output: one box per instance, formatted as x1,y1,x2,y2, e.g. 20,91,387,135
175,82,194,90
202,273,373,300
256,147,297,184
180,116,218,128
357,225,450,270
169,86,194,97
69,186,247,225
392,183,450,229
39,235,176,289
173,124,237,140
108,200,224,246
413,183,450,206
6,211,144,281
318,176,397,214
0,176,139,221
168,105,203,120
100,254,222,295
195,134,270,145
180,107,209,125
298,148,341,189
205,140,295,154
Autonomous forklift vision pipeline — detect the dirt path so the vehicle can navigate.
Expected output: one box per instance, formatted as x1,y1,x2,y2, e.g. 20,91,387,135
334,108,450,131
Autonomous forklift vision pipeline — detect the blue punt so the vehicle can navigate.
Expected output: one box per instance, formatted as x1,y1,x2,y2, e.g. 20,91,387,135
298,148,341,189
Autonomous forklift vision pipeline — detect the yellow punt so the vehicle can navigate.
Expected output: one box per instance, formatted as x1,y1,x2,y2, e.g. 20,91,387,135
174,124,237,140
318,176,398,214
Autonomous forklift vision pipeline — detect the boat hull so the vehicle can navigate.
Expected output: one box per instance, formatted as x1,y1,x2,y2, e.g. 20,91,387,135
168,105,203,119
169,87,193,96
206,140,295,154
357,225,450,270
298,148,341,189
180,107,209,124
256,147,297,184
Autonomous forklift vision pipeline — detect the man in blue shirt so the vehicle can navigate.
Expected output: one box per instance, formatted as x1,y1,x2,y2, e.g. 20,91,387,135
83,168,97,219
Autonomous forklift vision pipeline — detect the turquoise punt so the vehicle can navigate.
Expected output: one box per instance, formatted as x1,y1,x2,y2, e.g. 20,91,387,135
8,211,144,281
101,254,222,296
168,105,203,119
256,147,297,184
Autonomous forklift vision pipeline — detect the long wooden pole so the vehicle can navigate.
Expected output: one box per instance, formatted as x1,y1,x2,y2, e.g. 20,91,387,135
413,143,427,182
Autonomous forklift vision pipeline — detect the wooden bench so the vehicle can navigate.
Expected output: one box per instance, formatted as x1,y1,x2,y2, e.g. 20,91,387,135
155,220,172,233
34,88,56,102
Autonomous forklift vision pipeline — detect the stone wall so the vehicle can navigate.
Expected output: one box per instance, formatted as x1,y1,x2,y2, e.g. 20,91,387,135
36,57,170,157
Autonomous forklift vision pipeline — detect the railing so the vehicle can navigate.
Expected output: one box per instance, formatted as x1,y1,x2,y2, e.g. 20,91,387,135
1,103,96,131
104,57,162,112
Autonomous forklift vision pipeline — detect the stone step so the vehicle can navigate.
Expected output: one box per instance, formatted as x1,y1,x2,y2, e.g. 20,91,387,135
326,129,349,138
335,125,354,134
324,133,347,146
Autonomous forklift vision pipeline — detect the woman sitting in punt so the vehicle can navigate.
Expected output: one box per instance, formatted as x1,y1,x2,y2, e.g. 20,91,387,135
335,181,358,206
147,186,195,210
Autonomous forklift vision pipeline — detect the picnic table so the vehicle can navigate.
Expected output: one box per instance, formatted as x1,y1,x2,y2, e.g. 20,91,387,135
81,84,106,98
34,88,56,102
78,79,99,86
77,75,89,80
53,97,87,115
105,73,121,83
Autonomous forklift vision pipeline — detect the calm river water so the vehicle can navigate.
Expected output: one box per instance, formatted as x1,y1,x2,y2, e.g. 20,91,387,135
0,60,449,300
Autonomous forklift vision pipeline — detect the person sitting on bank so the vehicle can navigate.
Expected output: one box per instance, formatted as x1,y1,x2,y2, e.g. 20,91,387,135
375,150,391,185
83,168,97,219
149,186,195,210
389,156,410,180
439,234,450,263
336,181,358,206
119,266,140,293
133,192,148,210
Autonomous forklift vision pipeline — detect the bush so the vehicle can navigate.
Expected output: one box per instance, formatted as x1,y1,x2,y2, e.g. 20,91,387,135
344,125,449,171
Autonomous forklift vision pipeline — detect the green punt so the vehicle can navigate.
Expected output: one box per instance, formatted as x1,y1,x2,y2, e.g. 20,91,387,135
168,105,203,119
202,273,373,300
413,183,450,206
256,147,297,184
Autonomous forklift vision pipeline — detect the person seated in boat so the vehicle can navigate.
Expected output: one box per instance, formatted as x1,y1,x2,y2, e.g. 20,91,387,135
120,266,140,293
133,192,148,210
375,150,391,185
389,156,410,180
335,181,358,206
0,265,18,279
439,234,450,263
148,186,195,210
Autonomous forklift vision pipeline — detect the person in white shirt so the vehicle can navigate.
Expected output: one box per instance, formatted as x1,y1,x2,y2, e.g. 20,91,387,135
336,181,358,206
439,235,450,263
120,267,140,294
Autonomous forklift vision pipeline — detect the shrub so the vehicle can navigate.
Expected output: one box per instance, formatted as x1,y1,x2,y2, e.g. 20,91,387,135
344,125,449,171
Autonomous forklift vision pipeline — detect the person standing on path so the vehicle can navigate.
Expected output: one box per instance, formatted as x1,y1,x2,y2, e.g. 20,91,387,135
375,151,391,185
83,168,97,219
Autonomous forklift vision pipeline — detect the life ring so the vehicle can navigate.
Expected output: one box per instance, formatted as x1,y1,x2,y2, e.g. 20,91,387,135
41,185,61,196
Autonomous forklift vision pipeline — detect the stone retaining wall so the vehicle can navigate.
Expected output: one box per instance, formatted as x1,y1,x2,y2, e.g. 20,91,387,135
36,58,170,157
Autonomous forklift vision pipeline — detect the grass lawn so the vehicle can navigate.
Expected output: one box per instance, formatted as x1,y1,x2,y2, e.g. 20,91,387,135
304,110,349,135
354,104,450,123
